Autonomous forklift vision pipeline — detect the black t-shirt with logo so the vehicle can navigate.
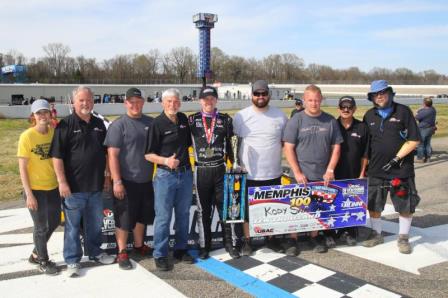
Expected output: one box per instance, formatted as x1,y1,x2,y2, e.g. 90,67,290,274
145,112,192,168
335,118,369,180
188,112,234,166
363,102,420,179
49,113,107,192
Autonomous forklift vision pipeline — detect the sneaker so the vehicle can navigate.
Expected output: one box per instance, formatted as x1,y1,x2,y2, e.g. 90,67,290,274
284,238,299,256
89,252,115,265
66,263,81,278
154,257,172,271
173,249,195,264
325,235,336,248
362,230,384,247
39,260,58,275
397,234,412,254
310,236,328,253
28,253,39,265
117,250,132,270
241,238,253,256
266,237,285,253
198,248,209,260
340,231,357,246
225,244,240,259
133,244,152,257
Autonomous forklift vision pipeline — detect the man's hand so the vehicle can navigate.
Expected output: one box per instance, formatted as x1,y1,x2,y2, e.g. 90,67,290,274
165,153,180,169
294,172,308,186
323,169,334,187
382,156,403,172
26,194,38,211
113,181,126,200
58,181,71,198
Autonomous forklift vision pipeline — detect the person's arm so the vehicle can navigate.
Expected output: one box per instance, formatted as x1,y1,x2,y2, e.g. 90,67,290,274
323,144,340,186
359,157,368,178
284,142,307,185
145,153,179,169
18,157,38,210
107,148,124,198
52,157,71,198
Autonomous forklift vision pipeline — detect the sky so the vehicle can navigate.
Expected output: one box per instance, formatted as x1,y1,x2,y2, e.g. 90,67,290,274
1,0,447,75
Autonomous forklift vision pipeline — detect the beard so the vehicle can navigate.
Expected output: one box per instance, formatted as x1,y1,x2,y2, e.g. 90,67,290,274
252,97,270,108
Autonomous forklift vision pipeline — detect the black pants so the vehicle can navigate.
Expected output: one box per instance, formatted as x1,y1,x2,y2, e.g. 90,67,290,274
194,165,234,250
25,188,61,262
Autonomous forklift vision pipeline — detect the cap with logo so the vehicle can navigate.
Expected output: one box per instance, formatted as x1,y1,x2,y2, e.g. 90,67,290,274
295,98,303,105
31,99,50,113
126,87,144,100
252,80,269,93
199,86,218,99
338,96,356,107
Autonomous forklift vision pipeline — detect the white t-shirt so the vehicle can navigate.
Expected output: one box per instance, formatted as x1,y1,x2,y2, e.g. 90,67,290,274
233,105,287,180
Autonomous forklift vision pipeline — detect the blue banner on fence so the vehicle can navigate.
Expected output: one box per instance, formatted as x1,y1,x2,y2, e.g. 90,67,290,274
248,179,368,237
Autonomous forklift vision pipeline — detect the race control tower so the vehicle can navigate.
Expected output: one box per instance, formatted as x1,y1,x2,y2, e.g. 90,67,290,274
193,13,218,87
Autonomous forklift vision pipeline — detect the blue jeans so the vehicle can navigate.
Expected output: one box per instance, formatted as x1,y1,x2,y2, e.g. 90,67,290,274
153,168,193,258
416,127,433,160
62,192,104,264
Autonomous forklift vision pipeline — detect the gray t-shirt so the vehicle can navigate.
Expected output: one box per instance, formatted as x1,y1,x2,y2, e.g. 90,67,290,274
104,114,154,183
283,111,343,181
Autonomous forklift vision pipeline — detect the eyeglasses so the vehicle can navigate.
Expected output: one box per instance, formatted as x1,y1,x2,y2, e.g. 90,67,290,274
339,105,354,111
253,91,268,97
372,90,388,97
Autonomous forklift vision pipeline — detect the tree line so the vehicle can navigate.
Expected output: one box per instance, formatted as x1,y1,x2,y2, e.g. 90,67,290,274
1,43,447,85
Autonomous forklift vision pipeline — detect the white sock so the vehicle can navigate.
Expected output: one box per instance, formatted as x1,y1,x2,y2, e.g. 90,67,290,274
399,216,412,235
371,218,382,234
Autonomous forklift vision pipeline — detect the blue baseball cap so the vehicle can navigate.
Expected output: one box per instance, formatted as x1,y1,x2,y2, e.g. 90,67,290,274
367,80,395,101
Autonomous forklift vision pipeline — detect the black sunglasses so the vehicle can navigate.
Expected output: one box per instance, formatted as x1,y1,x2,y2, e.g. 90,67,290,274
253,91,268,97
339,105,354,111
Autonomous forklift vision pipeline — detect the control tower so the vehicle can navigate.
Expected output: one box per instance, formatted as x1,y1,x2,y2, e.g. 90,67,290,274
193,13,218,87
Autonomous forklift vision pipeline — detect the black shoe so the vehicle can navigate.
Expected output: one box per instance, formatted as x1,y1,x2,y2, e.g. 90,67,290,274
28,253,39,265
117,250,133,270
241,238,253,256
155,257,172,271
284,239,299,256
225,245,240,259
341,231,357,246
310,236,328,253
266,237,285,253
199,248,209,260
173,249,195,264
325,235,336,248
39,260,58,275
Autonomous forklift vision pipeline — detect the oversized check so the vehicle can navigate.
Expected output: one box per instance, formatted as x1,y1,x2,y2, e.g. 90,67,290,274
248,179,368,237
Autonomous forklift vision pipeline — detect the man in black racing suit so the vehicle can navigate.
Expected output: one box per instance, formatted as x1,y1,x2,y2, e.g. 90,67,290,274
189,86,240,259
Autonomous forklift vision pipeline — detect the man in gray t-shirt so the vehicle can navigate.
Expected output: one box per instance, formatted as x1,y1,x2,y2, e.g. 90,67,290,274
283,84,343,253
104,87,155,270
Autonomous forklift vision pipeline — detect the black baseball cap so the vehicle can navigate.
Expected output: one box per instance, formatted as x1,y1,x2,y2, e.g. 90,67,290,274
338,95,356,107
295,98,303,105
126,87,144,100
252,80,269,93
199,86,218,99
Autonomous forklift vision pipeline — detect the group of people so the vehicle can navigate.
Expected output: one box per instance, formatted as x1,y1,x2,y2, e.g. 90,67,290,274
18,79,424,277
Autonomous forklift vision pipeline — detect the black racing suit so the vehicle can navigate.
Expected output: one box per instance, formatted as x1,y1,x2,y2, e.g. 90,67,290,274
188,111,235,250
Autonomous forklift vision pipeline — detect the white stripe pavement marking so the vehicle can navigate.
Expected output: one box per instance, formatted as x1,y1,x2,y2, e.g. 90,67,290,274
337,205,448,275
0,208,185,298
0,260,186,298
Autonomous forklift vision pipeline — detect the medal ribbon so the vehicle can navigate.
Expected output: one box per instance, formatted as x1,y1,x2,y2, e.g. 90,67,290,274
201,110,217,145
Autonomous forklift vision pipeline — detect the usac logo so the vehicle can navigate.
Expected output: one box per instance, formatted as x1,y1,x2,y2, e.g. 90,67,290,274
254,226,274,234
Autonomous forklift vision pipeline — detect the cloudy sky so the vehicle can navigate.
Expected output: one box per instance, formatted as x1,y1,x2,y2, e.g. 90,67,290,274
1,0,447,74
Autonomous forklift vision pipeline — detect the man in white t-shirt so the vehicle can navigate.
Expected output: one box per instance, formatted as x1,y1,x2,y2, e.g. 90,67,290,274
233,80,296,256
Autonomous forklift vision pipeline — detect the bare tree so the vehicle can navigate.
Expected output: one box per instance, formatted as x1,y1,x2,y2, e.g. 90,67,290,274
43,43,71,79
164,47,196,83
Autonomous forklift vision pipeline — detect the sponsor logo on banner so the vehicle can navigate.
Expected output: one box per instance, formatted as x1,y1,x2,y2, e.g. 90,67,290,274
248,179,368,237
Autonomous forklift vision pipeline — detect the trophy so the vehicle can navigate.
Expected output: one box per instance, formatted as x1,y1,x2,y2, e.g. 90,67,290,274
223,136,247,223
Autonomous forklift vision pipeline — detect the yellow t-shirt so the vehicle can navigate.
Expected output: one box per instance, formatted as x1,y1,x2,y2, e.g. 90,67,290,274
17,127,58,190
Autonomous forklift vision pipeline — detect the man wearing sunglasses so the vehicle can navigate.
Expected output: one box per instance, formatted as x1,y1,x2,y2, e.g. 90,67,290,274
334,96,369,246
233,80,288,256
362,80,421,254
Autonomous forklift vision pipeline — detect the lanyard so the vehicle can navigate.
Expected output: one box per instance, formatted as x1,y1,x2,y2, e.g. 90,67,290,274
201,110,217,145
